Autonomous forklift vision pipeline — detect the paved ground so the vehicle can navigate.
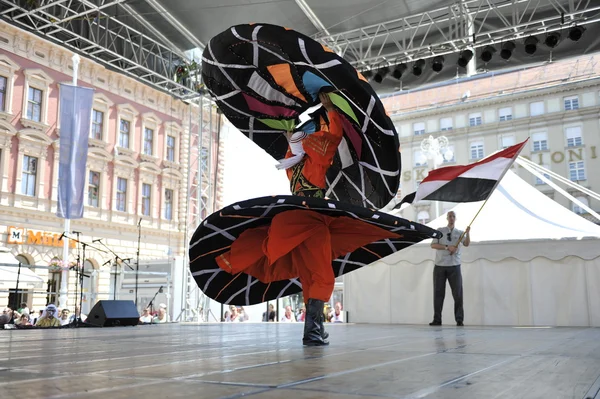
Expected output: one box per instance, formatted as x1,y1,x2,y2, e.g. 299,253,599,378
1,323,599,399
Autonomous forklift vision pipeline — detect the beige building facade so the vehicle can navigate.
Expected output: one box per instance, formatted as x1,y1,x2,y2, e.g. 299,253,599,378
383,56,600,225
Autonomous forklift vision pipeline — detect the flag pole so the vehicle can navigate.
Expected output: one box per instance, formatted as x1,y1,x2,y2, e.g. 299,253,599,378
58,54,80,309
453,197,489,247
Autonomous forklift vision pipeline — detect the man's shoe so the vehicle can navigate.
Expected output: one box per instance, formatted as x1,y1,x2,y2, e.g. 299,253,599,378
429,321,441,326
456,322,464,326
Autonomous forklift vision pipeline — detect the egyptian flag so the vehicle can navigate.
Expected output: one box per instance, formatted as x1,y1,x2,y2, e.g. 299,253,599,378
394,139,528,208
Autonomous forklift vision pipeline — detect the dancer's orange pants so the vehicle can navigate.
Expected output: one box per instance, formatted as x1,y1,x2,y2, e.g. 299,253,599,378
216,210,400,302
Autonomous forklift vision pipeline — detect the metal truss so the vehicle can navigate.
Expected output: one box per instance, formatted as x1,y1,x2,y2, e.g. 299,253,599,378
0,0,200,100
314,0,600,69
181,94,221,322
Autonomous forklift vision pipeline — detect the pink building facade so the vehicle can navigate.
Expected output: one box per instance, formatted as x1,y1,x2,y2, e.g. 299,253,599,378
0,22,220,312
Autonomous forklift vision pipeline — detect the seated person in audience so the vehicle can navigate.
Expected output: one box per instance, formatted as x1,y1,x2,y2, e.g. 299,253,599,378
32,309,43,325
280,306,296,323
60,309,71,326
262,304,275,322
152,304,169,323
225,306,241,322
36,305,61,327
139,308,152,324
68,306,87,323
328,302,344,323
17,314,31,326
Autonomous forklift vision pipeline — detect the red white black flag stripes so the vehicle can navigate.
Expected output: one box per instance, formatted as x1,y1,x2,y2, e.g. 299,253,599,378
394,139,528,208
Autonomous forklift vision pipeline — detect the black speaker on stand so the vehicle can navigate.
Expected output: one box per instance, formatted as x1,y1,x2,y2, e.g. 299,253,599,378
87,300,140,327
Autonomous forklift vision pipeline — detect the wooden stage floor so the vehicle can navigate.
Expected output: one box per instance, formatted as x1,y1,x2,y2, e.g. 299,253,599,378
1,323,599,399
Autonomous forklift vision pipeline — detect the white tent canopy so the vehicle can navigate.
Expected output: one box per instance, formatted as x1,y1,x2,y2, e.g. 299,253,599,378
345,171,600,327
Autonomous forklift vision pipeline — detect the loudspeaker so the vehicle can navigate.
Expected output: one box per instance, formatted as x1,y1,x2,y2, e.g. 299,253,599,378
87,300,139,327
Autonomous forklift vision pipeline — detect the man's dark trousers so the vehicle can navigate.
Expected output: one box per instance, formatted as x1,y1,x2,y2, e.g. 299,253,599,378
432,265,463,323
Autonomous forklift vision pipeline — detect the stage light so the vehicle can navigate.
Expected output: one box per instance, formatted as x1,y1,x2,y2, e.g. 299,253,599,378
413,59,425,76
432,56,444,73
568,25,585,41
374,66,390,83
524,36,539,55
480,46,496,63
500,41,516,60
392,63,408,79
362,70,373,79
457,49,473,68
544,31,561,48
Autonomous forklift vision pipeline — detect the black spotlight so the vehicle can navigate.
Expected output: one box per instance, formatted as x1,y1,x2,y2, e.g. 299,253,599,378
392,63,408,79
568,25,585,41
412,59,425,76
524,36,539,55
480,45,496,63
362,70,373,79
457,49,473,68
374,66,390,83
432,56,444,73
500,41,516,60
544,31,561,48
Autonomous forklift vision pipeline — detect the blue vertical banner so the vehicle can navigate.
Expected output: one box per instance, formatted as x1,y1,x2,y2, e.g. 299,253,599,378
57,84,95,219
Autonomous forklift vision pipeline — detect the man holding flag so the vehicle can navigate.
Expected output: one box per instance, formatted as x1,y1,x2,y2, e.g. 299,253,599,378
395,139,528,326
429,211,470,326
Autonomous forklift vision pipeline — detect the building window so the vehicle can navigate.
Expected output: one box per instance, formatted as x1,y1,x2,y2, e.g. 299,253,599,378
143,128,154,156
88,171,100,207
116,177,127,212
164,189,173,220
119,119,130,149
499,107,513,122
413,122,425,136
0,76,6,112
142,183,151,216
469,113,482,126
26,87,43,122
535,165,551,185
470,142,484,160
565,126,583,148
440,117,453,131
569,161,586,182
166,135,176,161
417,211,430,224
564,96,579,111
532,132,548,152
21,155,37,196
572,196,589,215
501,135,515,149
530,101,545,116
414,151,427,167
90,110,103,140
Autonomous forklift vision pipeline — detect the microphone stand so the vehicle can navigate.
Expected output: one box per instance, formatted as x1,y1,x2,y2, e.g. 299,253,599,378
135,218,142,309
62,233,107,328
146,285,163,323
93,239,133,301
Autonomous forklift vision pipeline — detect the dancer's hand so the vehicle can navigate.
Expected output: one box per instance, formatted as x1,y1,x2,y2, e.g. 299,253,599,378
319,92,335,111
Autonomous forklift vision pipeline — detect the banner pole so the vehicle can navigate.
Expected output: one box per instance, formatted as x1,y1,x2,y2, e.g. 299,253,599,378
454,197,488,247
58,54,80,309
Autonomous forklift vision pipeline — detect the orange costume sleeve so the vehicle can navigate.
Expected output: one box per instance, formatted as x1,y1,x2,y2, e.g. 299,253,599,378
216,210,400,302
285,110,344,188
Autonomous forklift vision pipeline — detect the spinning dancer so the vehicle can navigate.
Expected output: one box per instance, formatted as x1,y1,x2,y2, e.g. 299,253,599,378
276,92,343,199
216,93,397,346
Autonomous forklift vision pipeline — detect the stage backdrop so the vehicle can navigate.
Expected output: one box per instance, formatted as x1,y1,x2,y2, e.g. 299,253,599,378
345,171,600,327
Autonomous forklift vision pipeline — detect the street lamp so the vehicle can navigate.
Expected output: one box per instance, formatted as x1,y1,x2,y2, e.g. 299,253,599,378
419,135,454,219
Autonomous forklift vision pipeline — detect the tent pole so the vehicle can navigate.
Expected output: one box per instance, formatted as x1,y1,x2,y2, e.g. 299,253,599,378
519,162,600,221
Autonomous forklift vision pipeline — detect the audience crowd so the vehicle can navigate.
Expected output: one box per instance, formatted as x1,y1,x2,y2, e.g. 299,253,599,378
1,301,343,327
223,302,344,323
